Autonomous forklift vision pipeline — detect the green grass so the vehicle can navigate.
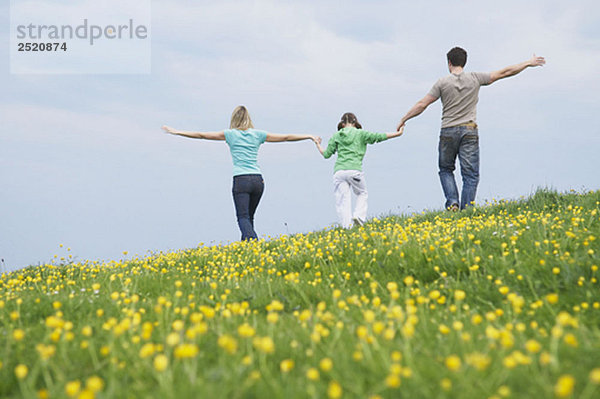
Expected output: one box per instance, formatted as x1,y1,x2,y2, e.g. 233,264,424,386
1,189,599,398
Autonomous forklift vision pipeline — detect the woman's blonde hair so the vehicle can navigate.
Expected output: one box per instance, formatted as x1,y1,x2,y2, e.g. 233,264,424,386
230,105,254,130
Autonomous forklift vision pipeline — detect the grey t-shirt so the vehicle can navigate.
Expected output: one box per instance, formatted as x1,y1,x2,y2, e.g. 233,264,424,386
428,72,491,128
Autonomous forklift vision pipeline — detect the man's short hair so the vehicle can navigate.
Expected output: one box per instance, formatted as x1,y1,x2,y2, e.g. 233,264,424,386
447,47,467,67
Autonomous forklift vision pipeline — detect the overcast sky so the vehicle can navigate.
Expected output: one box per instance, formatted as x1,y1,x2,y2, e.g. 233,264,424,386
1,0,599,272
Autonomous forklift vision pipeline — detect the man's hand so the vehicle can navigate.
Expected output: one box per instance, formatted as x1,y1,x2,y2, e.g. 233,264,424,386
490,54,546,83
396,121,405,132
529,54,546,67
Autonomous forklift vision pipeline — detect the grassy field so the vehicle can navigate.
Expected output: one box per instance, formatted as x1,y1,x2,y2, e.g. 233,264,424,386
1,189,599,398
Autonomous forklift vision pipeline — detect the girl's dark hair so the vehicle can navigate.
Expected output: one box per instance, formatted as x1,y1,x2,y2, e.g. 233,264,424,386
337,112,362,130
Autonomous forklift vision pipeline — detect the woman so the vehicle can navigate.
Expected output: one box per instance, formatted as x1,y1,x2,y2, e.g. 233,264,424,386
163,105,320,241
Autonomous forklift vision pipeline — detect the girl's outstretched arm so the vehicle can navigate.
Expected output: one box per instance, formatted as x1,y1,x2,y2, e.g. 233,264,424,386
265,133,319,143
315,140,325,156
162,125,225,141
386,126,404,139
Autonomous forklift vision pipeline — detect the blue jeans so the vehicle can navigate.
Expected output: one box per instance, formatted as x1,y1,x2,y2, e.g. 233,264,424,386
232,174,264,240
438,125,480,209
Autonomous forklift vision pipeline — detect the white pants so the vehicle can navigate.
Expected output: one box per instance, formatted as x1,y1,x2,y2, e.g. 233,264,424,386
333,170,368,228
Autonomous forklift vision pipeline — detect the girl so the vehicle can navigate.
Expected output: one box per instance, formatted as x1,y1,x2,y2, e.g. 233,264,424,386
163,105,320,241
316,112,404,228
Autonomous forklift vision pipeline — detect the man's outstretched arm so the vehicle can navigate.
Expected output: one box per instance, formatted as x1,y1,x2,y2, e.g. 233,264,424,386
489,54,545,84
397,94,437,131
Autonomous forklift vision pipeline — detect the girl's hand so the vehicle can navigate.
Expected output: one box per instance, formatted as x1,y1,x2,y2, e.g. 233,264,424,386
312,136,322,144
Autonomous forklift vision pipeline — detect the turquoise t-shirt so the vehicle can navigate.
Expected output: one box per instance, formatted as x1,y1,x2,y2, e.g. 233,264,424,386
224,129,268,176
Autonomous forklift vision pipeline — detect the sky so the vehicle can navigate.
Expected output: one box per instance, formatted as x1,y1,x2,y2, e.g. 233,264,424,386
1,0,599,272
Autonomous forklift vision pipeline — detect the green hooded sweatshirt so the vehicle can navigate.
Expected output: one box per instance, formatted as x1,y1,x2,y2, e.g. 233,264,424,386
322,127,388,173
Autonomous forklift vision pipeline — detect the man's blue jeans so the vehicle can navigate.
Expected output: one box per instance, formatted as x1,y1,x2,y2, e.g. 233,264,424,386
232,174,264,240
438,125,480,210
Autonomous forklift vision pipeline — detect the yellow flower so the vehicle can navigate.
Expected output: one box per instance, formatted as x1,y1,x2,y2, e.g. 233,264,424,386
81,326,93,337
266,300,284,312
174,343,199,359
454,290,466,301
306,367,319,381
280,359,294,373
391,351,402,362
327,381,342,399
465,352,491,371
218,335,238,354
267,312,279,324
363,310,376,323
166,332,180,346
546,293,559,304
385,374,401,388
237,323,256,337
525,339,541,353
445,355,461,371
356,325,368,339
36,344,56,360
65,380,81,397
539,352,552,366
563,333,578,347
139,343,155,358
86,376,104,393
252,336,275,354
154,354,169,372
589,368,600,384
404,276,415,286
12,328,25,341
440,378,452,391
319,357,333,372
38,388,49,399
498,385,511,397
172,320,184,331
554,375,575,398
100,346,110,356
14,364,28,379
77,389,95,399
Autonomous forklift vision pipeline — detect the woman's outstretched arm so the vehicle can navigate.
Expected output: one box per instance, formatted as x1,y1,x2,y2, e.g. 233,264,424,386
265,133,320,143
162,125,225,141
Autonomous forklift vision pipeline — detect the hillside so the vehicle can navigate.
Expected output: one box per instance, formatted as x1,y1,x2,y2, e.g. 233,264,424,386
1,189,599,398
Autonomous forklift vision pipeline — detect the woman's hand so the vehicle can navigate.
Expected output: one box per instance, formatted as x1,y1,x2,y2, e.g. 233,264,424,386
162,125,177,135
311,135,322,144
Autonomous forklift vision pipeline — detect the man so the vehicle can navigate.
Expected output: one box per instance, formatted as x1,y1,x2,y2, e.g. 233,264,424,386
398,47,545,210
